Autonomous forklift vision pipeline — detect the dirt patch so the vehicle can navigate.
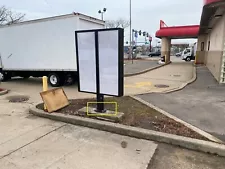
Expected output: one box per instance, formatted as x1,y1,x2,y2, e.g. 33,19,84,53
7,95,29,103
36,96,208,141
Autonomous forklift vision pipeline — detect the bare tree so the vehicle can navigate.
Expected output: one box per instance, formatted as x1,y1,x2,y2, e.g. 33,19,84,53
0,6,25,25
105,18,130,29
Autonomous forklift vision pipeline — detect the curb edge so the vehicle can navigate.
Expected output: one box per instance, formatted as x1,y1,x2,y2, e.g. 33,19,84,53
30,106,225,157
130,96,224,144
0,90,9,96
125,61,171,77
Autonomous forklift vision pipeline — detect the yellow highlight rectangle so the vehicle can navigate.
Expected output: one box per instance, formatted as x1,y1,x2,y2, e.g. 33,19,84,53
87,102,118,116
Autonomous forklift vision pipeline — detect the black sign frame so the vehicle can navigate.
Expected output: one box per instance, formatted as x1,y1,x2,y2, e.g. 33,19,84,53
75,28,124,112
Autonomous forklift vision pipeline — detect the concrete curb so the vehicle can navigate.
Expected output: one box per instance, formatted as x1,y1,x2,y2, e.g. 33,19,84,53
124,57,159,61
0,89,9,96
30,106,225,157
130,96,224,144
124,61,171,77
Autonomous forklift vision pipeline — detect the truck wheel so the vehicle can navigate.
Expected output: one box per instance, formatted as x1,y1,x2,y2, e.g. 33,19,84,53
1,73,11,82
185,57,191,62
48,73,63,87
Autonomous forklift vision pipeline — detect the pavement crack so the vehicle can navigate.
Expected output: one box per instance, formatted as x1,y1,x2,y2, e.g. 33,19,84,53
44,149,79,169
0,124,50,146
0,124,67,160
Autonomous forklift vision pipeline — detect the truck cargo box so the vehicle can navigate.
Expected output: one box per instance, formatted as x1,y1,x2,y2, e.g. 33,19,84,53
0,13,105,86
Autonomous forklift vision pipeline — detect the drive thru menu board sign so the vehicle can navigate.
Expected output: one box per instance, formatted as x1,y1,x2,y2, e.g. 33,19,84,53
75,28,124,112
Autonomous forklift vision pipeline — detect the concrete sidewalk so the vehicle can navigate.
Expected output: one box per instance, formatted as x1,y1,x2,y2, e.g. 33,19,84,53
138,66,225,141
0,96,157,169
1,94,225,169
125,62,194,95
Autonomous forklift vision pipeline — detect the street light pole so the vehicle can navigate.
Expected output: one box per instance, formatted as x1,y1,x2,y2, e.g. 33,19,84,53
98,8,107,21
129,0,133,63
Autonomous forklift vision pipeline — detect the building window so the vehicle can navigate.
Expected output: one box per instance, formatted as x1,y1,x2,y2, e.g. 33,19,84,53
208,41,210,51
201,42,204,51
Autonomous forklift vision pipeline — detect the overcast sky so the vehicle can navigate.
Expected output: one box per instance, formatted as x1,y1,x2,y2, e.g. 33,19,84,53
2,0,204,44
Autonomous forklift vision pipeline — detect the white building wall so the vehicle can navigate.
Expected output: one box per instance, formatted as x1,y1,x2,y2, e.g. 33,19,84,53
205,14,225,81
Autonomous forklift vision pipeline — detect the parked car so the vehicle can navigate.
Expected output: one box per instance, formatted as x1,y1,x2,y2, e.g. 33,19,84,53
148,51,161,57
175,52,182,57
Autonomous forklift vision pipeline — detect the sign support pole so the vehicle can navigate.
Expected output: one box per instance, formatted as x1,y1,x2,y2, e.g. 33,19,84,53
149,36,152,52
96,94,105,112
131,30,134,64
95,31,105,113
149,40,152,52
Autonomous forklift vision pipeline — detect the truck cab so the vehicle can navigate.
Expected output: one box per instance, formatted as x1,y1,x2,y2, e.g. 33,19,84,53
182,45,196,62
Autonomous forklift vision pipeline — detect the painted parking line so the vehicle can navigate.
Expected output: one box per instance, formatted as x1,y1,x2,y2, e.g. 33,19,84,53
125,81,152,88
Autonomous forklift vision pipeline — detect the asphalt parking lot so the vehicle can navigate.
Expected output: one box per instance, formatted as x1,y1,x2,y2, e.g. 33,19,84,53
139,66,225,142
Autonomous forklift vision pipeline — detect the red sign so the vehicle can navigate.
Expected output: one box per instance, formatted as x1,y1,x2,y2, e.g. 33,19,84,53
204,0,220,5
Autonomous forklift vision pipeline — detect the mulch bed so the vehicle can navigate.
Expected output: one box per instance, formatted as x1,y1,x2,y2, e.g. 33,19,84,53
37,96,209,141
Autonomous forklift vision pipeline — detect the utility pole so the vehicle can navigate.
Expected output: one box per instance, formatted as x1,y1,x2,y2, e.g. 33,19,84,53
129,0,132,62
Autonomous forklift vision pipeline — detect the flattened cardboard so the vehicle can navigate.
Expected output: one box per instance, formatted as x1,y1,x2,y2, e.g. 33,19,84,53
40,88,69,113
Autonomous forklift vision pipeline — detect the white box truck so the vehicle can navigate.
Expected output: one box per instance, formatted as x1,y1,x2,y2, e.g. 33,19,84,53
181,43,197,62
0,13,105,86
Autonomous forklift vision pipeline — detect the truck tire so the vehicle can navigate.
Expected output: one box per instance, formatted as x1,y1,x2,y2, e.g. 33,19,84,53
48,73,65,87
185,57,191,62
1,72,11,82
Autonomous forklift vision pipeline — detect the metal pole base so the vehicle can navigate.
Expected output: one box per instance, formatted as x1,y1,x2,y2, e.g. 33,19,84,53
95,94,106,113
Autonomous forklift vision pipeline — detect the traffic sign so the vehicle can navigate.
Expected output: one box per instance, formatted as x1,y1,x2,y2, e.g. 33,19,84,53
134,31,138,38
